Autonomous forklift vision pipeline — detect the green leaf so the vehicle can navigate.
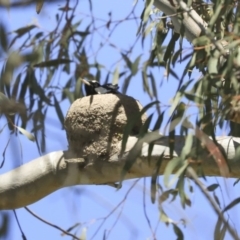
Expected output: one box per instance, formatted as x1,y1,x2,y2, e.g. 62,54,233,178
144,21,157,36
112,66,119,84
160,211,171,224
120,100,159,157
233,178,240,186
169,93,182,117
34,32,44,40
120,131,161,184
131,55,141,76
139,113,153,137
169,102,186,132
121,53,132,70
74,77,82,99
181,133,193,159
159,190,170,203
151,152,164,203
2,52,23,84
213,192,221,207
142,70,153,98
36,0,44,14
218,223,227,240
27,67,51,105
214,197,240,240
14,25,36,37
184,92,204,104
155,18,168,47
0,23,8,52
206,183,219,192
73,31,91,37
164,32,179,63
34,59,72,68
173,224,184,240
143,0,154,22
149,71,158,100
193,36,210,46
147,112,164,165
223,197,240,212
12,73,21,100
169,68,179,80
17,126,35,142
63,89,74,103
188,51,197,69
122,74,132,94
168,161,188,188
153,111,164,131
209,3,223,28
54,95,65,129
208,54,219,75
172,49,182,67
163,157,182,188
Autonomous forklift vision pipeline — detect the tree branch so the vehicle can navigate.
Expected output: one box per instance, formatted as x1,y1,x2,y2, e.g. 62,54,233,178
154,0,207,42
0,135,239,210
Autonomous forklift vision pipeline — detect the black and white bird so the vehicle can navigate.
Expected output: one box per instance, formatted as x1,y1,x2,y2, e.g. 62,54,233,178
81,79,119,96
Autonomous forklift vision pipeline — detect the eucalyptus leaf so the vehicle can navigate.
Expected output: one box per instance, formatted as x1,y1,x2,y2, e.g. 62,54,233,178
17,126,35,142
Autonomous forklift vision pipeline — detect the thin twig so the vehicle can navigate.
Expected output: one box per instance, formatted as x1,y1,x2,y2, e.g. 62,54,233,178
187,167,239,240
143,178,156,240
90,179,139,240
24,207,80,240
13,210,27,240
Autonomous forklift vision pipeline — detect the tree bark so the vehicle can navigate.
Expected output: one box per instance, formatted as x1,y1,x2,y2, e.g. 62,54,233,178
0,135,239,210
153,0,207,42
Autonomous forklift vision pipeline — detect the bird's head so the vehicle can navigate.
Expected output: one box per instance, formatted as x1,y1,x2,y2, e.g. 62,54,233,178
81,78,120,96
81,79,101,96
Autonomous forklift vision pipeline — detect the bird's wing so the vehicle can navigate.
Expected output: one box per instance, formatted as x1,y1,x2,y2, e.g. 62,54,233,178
94,87,110,94
105,84,119,91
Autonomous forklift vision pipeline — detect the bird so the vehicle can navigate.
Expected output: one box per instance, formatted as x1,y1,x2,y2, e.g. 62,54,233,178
81,79,119,96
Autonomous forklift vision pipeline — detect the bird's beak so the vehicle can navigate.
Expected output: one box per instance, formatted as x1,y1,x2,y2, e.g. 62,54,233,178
80,78,91,86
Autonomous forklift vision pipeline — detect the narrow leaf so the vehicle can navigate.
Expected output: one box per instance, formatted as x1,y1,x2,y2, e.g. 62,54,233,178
34,59,72,67
54,95,65,129
207,183,219,192
17,126,35,142
195,127,229,177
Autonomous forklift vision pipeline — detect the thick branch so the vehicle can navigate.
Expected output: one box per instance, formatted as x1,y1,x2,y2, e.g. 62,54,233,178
0,135,240,210
154,0,207,42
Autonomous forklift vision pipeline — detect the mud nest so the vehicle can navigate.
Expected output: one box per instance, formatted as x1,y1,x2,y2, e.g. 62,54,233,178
64,94,147,162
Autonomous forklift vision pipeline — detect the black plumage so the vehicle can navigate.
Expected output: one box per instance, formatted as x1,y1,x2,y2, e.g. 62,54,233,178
81,79,119,96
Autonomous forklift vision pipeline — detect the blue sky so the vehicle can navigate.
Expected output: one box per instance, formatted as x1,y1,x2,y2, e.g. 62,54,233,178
0,0,240,240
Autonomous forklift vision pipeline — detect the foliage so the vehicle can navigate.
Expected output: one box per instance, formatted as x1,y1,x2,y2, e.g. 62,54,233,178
1,0,240,239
